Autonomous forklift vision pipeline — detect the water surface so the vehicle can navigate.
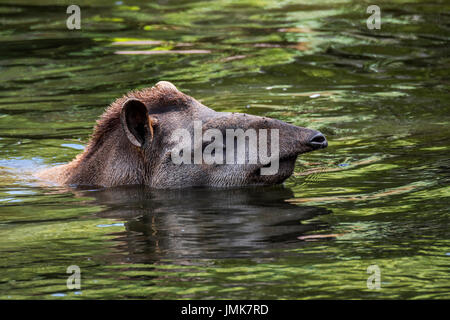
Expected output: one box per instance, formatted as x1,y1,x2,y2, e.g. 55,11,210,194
0,0,449,299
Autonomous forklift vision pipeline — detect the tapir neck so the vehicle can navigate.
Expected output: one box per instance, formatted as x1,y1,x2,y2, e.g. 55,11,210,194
64,128,146,187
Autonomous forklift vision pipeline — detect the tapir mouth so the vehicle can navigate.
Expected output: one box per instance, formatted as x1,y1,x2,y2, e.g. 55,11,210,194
251,139,328,183
253,154,297,179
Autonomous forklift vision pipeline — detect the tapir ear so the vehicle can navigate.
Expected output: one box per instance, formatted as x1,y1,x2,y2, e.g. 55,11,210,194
120,99,149,148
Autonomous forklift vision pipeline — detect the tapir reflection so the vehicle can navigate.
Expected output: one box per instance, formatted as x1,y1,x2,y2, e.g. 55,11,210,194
79,186,332,262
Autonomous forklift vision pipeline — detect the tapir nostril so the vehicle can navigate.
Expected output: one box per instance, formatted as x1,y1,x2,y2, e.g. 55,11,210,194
308,132,328,150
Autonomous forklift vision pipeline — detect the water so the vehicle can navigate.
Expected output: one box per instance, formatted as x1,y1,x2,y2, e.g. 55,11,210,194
0,0,449,299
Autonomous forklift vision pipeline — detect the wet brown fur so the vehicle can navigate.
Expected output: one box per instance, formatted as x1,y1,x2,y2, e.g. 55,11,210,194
38,81,327,188
38,82,190,186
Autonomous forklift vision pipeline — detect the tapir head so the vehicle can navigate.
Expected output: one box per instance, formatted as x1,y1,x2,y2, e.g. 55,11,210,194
50,81,327,188
115,81,327,188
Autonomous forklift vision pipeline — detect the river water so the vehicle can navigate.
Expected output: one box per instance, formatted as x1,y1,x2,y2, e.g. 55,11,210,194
0,0,448,299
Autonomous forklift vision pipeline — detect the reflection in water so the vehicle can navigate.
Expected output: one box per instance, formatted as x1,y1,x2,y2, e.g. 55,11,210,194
81,186,331,262
0,0,449,299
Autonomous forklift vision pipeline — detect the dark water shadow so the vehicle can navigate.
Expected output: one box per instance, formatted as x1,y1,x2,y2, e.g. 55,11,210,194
77,186,332,262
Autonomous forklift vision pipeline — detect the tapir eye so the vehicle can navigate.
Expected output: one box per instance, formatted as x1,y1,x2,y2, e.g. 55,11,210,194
202,140,225,151
201,139,226,162
201,140,210,151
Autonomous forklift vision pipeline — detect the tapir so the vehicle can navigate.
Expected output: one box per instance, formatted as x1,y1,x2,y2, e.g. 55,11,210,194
38,81,327,188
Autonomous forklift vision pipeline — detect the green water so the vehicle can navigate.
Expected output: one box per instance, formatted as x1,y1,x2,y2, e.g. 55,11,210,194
0,0,449,299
